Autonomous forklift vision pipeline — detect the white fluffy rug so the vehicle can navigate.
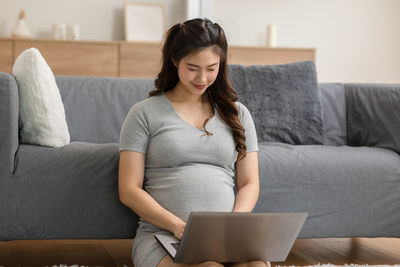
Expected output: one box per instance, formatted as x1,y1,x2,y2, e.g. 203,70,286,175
276,265,400,267
47,264,400,267
47,266,126,267
47,265,128,267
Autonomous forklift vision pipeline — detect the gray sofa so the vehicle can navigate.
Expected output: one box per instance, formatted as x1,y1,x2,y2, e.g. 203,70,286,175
1,65,400,241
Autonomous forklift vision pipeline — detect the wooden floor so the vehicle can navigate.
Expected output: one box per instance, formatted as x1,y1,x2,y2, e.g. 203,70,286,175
0,238,399,267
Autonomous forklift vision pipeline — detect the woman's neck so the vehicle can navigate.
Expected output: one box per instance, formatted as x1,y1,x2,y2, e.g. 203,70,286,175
166,82,208,104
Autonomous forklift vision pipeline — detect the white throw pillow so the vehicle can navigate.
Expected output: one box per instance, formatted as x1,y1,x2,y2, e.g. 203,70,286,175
11,48,70,147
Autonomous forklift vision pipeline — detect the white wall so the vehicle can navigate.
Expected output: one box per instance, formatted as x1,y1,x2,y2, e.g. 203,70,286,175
0,0,186,41
1,0,399,83
212,0,400,83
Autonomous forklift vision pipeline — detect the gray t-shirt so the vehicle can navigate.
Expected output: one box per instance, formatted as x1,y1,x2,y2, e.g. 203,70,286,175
119,92,258,230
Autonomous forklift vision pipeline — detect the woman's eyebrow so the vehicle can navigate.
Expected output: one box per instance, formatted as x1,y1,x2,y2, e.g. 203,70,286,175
186,62,219,68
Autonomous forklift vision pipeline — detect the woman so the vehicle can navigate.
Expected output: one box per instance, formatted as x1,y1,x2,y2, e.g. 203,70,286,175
118,18,267,267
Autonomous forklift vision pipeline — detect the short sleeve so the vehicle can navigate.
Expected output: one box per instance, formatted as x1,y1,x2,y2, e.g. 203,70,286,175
237,102,259,152
119,104,150,153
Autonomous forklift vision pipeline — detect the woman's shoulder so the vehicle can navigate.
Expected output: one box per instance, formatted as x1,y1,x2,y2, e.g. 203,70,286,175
124,94,166,124
234,101,254,123
234,101,250,115
128,93,165,113
234,101,246,109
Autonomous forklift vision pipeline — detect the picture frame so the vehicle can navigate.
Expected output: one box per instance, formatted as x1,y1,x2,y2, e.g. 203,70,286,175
124,2,166,42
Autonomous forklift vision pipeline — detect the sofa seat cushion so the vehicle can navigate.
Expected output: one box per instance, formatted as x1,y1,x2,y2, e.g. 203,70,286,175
255,143,400,238
7,142,137,240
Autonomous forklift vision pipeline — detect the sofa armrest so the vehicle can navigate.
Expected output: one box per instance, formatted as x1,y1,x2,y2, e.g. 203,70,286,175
346,83,400,153
0,73,19,178
0,72,19,238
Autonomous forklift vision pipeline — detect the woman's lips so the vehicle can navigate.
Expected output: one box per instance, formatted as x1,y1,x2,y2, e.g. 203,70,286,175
193,84,206,90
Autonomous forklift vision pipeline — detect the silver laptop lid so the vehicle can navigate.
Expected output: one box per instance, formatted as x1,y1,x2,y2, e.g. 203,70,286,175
175,212,307,263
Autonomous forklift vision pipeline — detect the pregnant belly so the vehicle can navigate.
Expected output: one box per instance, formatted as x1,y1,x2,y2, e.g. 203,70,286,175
144,164,236,222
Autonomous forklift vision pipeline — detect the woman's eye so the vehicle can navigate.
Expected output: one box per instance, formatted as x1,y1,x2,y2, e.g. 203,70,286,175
188,68,196,71
208,69,215,72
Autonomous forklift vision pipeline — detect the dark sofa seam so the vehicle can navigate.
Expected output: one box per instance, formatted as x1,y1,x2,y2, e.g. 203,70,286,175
6,74,14,240
344,84,350,146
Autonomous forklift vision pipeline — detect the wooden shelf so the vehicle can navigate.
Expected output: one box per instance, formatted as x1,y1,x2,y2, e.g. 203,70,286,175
229,46,315,66
0,40,13,73
0,38,315,78
14,39,119,77
119,41,162,78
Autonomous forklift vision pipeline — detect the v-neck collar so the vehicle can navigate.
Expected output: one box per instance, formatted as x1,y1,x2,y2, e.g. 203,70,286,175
161,92,215,131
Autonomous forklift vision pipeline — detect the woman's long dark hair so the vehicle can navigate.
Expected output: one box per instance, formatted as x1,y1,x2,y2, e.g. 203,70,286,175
149,18,247,160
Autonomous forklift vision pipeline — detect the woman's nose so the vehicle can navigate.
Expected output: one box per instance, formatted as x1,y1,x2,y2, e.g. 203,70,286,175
197,71,207,82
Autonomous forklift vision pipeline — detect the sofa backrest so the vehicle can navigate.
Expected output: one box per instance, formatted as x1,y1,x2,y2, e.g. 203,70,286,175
0,72,348,146
56,76,154,143
57,75,348,146
319,83,347,146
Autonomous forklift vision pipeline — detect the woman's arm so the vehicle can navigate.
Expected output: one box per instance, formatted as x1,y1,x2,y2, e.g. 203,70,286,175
118,150,186,239
233,151,260,212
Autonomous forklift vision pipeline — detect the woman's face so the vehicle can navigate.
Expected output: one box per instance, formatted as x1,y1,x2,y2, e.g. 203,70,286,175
175,46,220,97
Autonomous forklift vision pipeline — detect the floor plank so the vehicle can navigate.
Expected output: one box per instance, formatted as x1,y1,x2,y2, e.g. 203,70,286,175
0,238,399,267
359,238,400,259
99,239,133,266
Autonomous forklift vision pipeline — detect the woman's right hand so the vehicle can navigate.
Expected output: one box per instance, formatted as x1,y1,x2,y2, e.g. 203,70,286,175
171,218,186,240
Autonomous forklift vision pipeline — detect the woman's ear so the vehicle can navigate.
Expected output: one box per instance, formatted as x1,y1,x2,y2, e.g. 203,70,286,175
171,58,178,68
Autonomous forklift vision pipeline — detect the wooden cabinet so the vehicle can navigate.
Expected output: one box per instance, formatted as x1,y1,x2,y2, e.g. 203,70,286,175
0,39,13,73
228,46,315,66
13,39,119,77
0,38,315,78
119,41,162,78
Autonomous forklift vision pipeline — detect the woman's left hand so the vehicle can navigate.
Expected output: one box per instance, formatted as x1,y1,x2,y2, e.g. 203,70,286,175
171,218,186,240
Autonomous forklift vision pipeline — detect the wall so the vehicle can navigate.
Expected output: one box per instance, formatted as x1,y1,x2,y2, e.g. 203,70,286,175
212,0,400,83
0,0,185,41
1,0,399,83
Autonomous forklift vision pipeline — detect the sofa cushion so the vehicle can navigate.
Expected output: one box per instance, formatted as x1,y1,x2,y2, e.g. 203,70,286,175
11,48,70,147
8,142,138,239
56,76,154,143
319,83,347,146
228,61,323,145
255,143,400,237
346,84,400,154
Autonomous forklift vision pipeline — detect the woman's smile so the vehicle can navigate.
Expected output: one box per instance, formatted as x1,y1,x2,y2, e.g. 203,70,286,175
192,83,207,90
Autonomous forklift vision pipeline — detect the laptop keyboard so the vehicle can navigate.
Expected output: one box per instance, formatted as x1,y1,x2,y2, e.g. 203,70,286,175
170,242,180,250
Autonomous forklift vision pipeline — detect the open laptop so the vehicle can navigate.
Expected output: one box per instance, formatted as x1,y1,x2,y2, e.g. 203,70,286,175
155,211,307,263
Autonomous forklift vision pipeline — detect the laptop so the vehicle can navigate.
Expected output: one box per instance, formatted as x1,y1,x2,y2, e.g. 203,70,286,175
154,211,307,263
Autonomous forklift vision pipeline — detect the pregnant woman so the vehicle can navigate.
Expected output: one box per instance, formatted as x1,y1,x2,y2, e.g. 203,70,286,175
118,18,267,267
